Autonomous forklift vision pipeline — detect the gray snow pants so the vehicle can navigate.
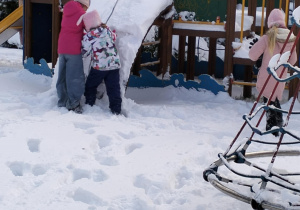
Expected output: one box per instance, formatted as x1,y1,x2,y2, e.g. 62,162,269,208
56,54,85,110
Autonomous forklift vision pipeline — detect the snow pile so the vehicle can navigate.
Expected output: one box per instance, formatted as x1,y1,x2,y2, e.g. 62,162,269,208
88,0,173,93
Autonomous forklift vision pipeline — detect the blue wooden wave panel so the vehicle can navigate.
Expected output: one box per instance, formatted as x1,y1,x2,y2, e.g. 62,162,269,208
23,57,54,77
128,69,225,95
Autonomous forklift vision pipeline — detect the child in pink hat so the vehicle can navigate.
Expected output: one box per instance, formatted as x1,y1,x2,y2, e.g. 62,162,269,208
249,9,297,136
80,10,122,115
56,0,90,114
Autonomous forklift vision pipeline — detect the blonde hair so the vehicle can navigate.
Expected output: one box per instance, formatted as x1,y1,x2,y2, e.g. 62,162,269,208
266,25,278,55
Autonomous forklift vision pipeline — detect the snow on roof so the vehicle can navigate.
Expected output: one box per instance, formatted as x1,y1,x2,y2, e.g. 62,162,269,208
89,0,173,93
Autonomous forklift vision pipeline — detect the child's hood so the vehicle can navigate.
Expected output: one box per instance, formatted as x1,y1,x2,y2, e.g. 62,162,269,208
64,1,84,18
276,28,296,43
87,27,108,38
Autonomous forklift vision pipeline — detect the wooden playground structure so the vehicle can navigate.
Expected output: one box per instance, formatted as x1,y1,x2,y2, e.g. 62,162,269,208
132,0,300,99
2,0,298,99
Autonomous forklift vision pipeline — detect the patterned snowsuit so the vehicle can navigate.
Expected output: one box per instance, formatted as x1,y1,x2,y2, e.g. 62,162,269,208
82,26,122,114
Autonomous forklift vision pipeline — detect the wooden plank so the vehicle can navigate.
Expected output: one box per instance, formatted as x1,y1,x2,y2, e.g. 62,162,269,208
173,28,226,38
265,0,275,33
178,35,185,74
289,0,300,99
248,0,257,32
173,25,251,38
187,36,196,80
208,38,216,76
132,47,142,76
232,81,256,87
30,0,52,4
24,1,32,59
159,18,171,76
233,57,255,65
158,24,164,76
166,18,173,74
243,65,253,98
52,0,60,68
173,20,225,25
141,60,160,67
224,0,236,77
0,6,23,34
142,39,161,46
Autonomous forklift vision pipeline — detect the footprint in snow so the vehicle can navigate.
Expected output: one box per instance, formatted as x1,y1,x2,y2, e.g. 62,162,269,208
72,168,108,182
73,122,97,134
97,135,112,149
116,131,136,140
95,155,119,166
8,161,31,176
72,188,107,206
8,161,47,176
125,143,143,154
73,168,91,181
92,169,108,182
27,139,41,153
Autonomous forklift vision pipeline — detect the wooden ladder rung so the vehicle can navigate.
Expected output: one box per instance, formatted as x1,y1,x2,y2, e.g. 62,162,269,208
140,60,160,67
232,81,256,87
232,81,290,89
142,39,161,46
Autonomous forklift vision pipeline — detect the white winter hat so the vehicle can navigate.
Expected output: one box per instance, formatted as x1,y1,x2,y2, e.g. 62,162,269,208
74,0,90,8
82,10,102,31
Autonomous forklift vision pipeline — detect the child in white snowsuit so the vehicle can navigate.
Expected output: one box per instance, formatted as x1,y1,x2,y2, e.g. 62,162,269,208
80,10,122,115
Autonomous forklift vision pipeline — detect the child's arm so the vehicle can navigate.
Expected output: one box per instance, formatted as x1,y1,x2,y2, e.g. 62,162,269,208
81,35,92,58
249,36,267,61
106,26,117,42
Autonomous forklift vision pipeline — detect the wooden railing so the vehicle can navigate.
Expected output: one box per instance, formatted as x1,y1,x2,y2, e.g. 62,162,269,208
131,0,300,99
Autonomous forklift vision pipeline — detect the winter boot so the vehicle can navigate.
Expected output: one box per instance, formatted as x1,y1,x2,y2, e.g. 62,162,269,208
69,105,83,114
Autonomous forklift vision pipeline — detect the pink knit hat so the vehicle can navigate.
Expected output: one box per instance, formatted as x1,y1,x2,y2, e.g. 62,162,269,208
82,10,102,31
267,9,286,28
74,0,90,8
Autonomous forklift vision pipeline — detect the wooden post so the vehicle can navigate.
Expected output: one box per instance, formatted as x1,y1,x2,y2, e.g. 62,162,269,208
265,0,275,33
132,46,142,76
178,35,186,74
52,0,60,68
208,37,216,76
24,0,32,59
248,0,257,32
224,0,236,96
186,36,195,80
243,65,253,98
166,18,173,75
160,17,173,76
289,0,300,99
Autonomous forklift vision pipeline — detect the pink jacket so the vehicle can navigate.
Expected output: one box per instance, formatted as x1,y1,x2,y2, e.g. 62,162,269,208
58,1,85,55
249,28,297,101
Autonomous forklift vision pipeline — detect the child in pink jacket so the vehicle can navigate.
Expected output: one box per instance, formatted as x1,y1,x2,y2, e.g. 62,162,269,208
249,9,297,136
56,0,90,114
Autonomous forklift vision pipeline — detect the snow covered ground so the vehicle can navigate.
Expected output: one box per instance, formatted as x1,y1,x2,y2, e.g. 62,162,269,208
1,1,300,209
1,45,300,210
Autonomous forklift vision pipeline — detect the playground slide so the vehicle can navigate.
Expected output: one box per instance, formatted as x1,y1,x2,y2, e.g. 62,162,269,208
0,6,23,46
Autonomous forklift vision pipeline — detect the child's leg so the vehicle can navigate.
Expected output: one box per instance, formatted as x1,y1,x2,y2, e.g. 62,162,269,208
65,54,85,110
274,98,283,127
85,68,105,106
56,55,68,107
264,97,277,131
104,69,122,114
264,97,282,137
